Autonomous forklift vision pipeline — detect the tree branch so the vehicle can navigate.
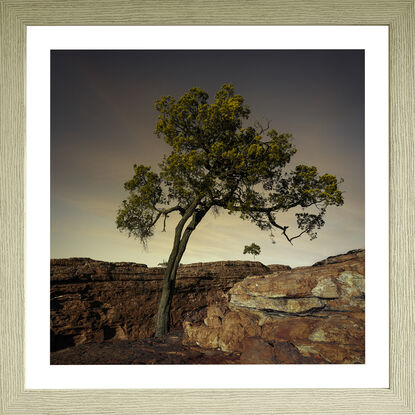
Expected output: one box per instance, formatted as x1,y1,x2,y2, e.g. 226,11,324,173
266,212,318,245
162,214,168,232
266,212,293,245
150,205,185,229
254,119,271,136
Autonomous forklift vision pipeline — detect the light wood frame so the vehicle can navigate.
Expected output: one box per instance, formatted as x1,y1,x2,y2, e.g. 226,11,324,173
1,1,414,413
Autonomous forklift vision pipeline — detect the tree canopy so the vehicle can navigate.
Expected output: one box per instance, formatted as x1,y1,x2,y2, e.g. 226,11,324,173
116,83,344,247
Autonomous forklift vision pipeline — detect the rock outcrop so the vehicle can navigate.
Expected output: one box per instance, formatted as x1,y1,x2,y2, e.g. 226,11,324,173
266,263,291,273
50,259,272,351
183,249,365,364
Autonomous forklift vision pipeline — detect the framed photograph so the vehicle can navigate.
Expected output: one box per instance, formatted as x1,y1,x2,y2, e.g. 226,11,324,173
31,27,381,386
1,1,414,414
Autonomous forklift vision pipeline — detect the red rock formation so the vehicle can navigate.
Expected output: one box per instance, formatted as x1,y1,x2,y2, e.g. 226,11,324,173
50,259,272,351
266,263,291,273
183,249,365,364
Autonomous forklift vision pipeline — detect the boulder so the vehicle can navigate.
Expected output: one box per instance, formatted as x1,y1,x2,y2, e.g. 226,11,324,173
183,249,365,364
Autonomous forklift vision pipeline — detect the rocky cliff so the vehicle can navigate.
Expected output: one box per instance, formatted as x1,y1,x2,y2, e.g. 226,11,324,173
183,249,365,364
50,259,275,351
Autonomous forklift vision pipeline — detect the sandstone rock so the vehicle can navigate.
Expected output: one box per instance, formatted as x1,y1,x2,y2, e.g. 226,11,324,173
231,294,325,314
240,337,275,363
311,277,339,298
273,341,328,364
183,322,220,349
312,249,364,267
239,337,329,364
218,310,262,352
183,249,365,364
229,273,314,299
203,304,226,328
51,259,275,351
337,271,365,296
266,264,291,273
260,315,321,342
52,250,365,364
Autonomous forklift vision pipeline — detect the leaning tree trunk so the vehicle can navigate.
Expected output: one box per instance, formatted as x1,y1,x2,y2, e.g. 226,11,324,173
154,204,207,337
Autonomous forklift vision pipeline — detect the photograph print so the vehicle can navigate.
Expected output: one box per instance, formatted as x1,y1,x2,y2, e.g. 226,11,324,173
50,49,365,364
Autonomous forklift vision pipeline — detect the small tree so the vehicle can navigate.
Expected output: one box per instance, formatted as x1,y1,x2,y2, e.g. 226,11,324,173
116,84,344,337
243,243,261,260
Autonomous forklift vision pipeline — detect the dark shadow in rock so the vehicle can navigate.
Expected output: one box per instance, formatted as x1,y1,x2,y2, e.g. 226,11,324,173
103,326,116,340
51,331,75,352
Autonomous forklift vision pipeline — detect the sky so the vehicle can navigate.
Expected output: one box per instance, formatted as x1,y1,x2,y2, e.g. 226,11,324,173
51,50,364,267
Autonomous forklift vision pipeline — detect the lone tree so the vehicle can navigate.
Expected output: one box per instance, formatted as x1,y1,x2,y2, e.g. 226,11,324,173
116,84,344,337
243,243,261,260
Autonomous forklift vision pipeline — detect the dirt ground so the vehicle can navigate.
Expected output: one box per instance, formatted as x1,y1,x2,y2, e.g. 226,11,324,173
50,330,241,365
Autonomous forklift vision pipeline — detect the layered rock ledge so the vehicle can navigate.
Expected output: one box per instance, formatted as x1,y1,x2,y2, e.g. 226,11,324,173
51,259,282,351
183,249,365,364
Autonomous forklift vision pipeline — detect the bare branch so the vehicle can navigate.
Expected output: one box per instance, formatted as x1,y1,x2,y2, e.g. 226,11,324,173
266,212,311,245
254,119,271,136
150,205,185,229
266,212,293,244
288,230,309,243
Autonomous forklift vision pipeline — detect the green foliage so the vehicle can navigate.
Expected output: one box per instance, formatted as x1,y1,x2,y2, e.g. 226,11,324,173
116,164,165,246
116,83,344,246
243,243,261,259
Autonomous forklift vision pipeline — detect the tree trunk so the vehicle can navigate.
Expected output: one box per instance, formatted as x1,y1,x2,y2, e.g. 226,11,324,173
154,204,207,337
155,270,176,337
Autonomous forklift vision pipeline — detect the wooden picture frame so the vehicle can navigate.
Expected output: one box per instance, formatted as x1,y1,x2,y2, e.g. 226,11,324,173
1,1,414,413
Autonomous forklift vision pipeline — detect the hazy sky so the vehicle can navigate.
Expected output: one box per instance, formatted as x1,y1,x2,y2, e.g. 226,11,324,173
51,50,364,267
